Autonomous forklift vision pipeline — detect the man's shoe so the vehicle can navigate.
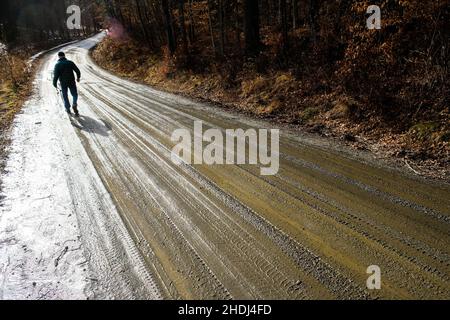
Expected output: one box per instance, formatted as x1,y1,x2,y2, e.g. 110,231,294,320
73,104,79,117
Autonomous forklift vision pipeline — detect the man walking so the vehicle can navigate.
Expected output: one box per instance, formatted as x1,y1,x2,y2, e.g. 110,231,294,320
53,51,81,116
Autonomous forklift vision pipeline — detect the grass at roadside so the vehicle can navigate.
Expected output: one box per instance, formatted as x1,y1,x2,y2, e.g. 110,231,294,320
0,49,35,185
0,82,28,128
0,79,32,177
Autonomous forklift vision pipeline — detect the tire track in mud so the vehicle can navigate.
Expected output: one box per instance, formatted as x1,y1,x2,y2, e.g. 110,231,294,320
237,165,450,295
50,36,450,299
76,69,450,224
72,112,230,299
79,84,370,298
77,85,336,299
83,71,449,297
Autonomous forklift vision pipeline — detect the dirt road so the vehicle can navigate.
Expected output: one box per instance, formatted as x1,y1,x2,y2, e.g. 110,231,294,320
1,34,449,299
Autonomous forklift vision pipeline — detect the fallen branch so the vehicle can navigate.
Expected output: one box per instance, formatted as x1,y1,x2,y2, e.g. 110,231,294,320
405,159,422,175
54,246,69,267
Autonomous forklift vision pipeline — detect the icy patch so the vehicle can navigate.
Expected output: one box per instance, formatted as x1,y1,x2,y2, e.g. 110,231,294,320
0,34,161,300
0,98,90,299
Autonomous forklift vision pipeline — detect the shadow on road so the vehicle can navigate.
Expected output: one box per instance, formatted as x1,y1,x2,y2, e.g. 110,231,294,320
71,115,112,137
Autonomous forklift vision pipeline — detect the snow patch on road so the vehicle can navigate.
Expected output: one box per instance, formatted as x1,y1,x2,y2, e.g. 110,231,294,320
0,96,90,299
0,34,162,300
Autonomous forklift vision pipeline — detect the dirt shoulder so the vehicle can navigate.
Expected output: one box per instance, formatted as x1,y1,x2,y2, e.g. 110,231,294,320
91,37,449,181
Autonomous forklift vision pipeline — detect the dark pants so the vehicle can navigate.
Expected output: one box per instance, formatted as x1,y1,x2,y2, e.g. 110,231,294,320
60,82,78,112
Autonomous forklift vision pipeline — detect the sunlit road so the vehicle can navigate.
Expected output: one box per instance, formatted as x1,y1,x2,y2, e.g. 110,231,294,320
1,34,449,299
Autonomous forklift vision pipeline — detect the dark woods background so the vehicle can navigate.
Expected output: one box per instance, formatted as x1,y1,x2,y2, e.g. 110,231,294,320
0,0,101,47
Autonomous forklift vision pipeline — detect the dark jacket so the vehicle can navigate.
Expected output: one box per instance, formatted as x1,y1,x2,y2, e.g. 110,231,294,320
53,57,81,88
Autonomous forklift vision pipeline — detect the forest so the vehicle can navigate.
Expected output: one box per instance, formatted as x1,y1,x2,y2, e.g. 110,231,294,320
0,0,100,46
1,0,449,169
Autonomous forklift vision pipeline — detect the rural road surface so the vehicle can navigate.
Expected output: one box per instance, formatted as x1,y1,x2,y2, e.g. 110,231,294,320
1,34,449,299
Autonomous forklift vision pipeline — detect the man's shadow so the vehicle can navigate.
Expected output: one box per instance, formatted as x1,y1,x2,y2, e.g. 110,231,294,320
70,115,112,137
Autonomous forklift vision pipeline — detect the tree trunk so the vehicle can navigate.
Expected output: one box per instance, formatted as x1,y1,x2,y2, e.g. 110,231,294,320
244,0,260,55
280,0,289,52
187,0,196,44
309,0,318,42
218,0,225,56
135,0,152,48
161,0,176,54
178,0,189,55
206,0,217,54
292,0,298,30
